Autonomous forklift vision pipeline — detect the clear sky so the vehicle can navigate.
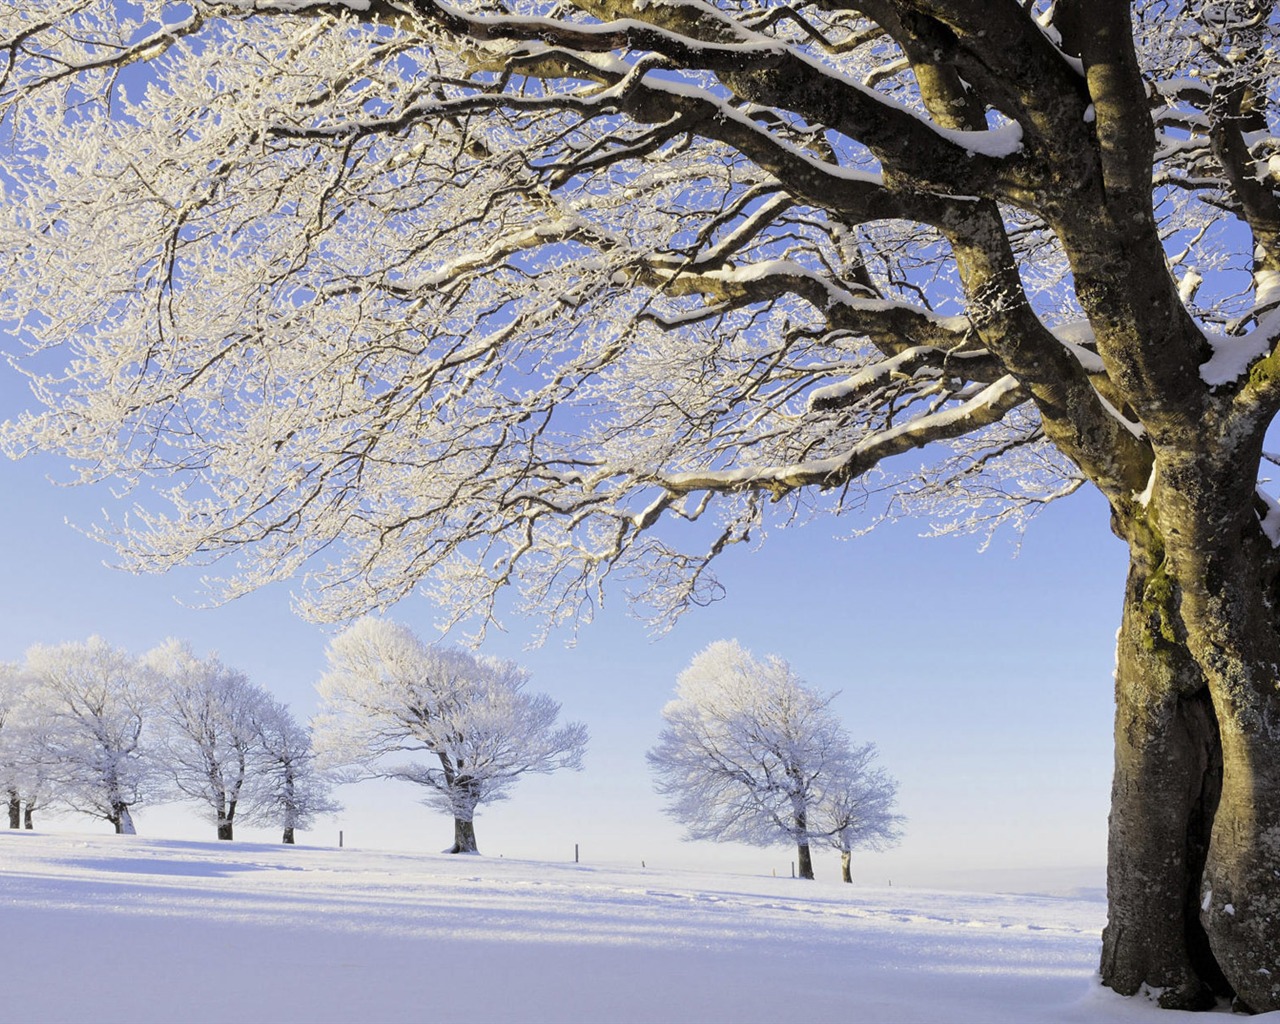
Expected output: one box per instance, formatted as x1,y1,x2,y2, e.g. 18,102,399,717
0,360,1126,889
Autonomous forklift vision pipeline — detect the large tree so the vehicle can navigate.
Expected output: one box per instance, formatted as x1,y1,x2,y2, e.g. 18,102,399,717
0,0,1277,1010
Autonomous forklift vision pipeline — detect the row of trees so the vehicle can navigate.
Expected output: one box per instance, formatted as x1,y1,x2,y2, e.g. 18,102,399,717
311,624,897,875
0,637,336,842
0,623,589,855
650,641,901,882
1,626,891,879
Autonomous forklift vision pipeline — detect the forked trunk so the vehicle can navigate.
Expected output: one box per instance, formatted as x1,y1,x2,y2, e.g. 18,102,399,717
1100,552,1225,1009
448,818,479,854
840,850,852,883
1103,448,1280,1013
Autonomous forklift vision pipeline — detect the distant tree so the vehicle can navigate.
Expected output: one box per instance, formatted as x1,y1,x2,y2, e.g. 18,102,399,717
315,618,587,854
148,639,274,841
251,696,340,845
815,745,903,884
24,638,161,834
0,662,29,828
0,691,56,832
648,640,879,880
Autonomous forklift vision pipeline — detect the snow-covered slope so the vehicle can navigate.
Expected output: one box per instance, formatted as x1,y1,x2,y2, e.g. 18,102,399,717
0,832,1202,1022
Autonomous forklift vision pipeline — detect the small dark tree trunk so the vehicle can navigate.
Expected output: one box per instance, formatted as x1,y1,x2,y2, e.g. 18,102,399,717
448,818,479,854
790,800,814,880
796,841,814,880
216,794,236,840
282,767,297,845
442,764,480,854
111,803,136,835
23,800,35,830
7,790,19,829
840,850,852,883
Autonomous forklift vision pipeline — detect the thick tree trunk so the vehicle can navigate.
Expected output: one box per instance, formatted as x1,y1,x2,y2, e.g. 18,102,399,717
282,827,295,845
1202,711,1280,1013
796,841,814,880
217,820,234,841
23,800,34,830
840,850,852,883
1180,539,1280,1013
1122,445,1280,1012
1106,446,1280,1013
448,817,479,854
1100,554,1227,1010
7,790,19,829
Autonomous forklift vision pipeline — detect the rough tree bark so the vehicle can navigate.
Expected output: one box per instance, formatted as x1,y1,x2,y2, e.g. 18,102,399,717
1164,463,1280,1014
23,800,34,830
1100,425,1280,1010
7,790,19,830
1100,549,1225,1010
840,851,852,884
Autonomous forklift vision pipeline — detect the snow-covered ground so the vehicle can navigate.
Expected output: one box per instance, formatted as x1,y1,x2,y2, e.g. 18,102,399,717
0,832,1225,1022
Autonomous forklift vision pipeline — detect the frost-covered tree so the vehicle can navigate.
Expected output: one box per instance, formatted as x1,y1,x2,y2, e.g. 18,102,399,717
24,638,162,835
315,619,587,853
0,662,35,828
0,670,55,831
251,696,340,844
815,745,903,883
6,705,56,830
648,640,865,880
148,639,274,841
2,0,1280,1008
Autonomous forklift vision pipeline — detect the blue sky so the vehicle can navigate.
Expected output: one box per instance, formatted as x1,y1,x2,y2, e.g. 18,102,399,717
0,352,1125,886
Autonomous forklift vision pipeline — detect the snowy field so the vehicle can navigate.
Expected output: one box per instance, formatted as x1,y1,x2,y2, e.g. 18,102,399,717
0,832,1233,1023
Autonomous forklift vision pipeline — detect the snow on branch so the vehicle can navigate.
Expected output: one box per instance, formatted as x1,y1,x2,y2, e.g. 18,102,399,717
5,0,1275,635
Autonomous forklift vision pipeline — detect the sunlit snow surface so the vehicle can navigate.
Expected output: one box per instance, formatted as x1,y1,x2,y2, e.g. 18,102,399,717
0,832,1211,1023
